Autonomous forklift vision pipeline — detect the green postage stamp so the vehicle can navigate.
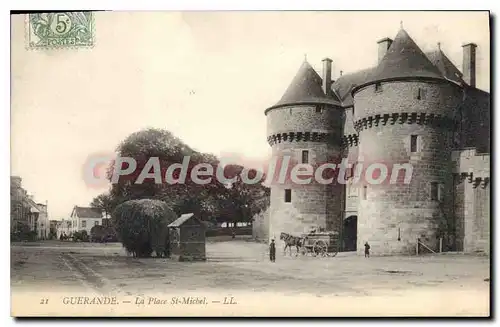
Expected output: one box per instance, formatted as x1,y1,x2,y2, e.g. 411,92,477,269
27,12,94,49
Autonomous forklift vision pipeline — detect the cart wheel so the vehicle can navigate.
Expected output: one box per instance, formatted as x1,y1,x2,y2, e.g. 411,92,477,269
313,240,327,257
330,246,339,257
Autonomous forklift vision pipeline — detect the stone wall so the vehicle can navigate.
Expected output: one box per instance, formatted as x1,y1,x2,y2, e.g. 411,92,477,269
459,88,490,153
267,141,343,242
452,148,490,254
266,104,343,135
265,104,344,246
252,207,269,241
353,81,462,255
353,81,462,119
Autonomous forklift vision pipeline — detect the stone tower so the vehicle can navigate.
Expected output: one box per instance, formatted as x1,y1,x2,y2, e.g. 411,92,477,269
351,29,464,254
264,59,345,242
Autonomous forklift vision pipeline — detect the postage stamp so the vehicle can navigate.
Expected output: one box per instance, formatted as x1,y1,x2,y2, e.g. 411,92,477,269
26,12,94,49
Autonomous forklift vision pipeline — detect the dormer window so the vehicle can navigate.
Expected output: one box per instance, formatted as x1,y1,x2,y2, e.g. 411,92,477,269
374,82,382,93
316,105,324,113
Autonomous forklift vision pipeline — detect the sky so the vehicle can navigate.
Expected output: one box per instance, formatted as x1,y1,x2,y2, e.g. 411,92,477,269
11,11,490,219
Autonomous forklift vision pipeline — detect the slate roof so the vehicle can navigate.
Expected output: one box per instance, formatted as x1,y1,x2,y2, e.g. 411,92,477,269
332,31,465,108
354,28,446,91
168,213,205,228
425,49,465,85
271,28,483,113
265,60,341,113
23,197,40,213
332,67,375,107
73,206,102,218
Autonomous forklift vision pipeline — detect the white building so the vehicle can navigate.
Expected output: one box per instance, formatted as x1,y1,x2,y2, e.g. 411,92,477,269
69,206,104,235
36,202,50,239
56,219,72,239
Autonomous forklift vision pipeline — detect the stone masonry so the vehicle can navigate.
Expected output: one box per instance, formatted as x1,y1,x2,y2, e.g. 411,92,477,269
258,27,490,255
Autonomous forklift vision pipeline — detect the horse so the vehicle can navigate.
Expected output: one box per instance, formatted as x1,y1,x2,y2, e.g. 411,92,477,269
279,232,303,256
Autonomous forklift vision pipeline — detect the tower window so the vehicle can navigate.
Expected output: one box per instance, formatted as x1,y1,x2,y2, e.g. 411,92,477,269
430,182,439,201
410,135,420,153
362,186,368,200
301,150,309,164
374,82,382,93
284,189,292,203
315,105,323,113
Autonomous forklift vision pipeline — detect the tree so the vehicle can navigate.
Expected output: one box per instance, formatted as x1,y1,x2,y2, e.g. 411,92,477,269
106,127,270,230
216,165,270,226
90,193,113,218
112,199,177,258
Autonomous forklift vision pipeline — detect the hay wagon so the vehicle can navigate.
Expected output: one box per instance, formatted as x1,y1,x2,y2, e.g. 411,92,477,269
300,231,340,257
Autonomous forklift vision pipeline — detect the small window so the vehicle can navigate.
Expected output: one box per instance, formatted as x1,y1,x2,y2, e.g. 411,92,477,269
301,150,309,164
82,220,87,228
289,108,293,115
431,182,439,201
94,221,99,226
410,135,419,153
284,189,292,203
362,186,368,200
374,82,382,93
415,87,427,100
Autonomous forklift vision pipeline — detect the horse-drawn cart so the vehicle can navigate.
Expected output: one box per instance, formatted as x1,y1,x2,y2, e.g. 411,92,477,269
280,230,340,257
301,231,340,257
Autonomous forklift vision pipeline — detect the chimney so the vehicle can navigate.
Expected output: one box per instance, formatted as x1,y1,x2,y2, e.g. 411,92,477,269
322,58,332,95
377,37,393,63
462,43,477,87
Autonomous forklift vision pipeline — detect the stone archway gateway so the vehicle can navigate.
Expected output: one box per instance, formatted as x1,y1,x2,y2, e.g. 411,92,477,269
343,215,357,252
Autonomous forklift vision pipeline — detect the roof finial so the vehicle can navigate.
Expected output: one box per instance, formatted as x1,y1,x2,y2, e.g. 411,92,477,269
340,70,343,76
400,20,404,29
437,42,441,50
304,53,308,62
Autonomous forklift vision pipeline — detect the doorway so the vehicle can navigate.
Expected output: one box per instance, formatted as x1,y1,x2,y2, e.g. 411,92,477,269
343,215,357,251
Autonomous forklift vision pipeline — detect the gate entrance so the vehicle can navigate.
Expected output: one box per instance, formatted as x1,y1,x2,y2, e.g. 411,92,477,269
343,215,357,252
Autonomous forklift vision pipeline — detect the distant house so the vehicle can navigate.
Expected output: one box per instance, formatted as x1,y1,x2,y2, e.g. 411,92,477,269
56,219,73,239
168,213,207,261
35,202,50,240
69,206,104,235
10,176,42,236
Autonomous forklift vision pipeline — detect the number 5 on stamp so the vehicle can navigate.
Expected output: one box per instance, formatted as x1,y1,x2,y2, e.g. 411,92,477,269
26,12,94,49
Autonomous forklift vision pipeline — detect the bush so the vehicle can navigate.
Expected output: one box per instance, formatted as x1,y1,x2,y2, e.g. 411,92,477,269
112,199,177,258
72,230,89,242
90,225,118,243
11,222,35,242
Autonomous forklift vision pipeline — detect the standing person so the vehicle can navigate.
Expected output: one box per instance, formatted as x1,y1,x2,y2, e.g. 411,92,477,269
364,242,370,258
269,239,276,262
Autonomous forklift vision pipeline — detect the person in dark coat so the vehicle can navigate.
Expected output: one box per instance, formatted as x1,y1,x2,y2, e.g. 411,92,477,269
364,242,370,258
269,239,276,262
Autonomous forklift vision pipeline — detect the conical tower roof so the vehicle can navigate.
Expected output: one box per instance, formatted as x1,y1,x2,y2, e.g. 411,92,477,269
355,29,446,90
266,60,341,113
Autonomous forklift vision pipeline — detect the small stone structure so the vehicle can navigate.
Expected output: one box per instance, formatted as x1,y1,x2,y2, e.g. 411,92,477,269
168,213,207,261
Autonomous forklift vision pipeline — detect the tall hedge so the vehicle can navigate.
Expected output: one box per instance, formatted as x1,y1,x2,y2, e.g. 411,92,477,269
112,199,177,258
